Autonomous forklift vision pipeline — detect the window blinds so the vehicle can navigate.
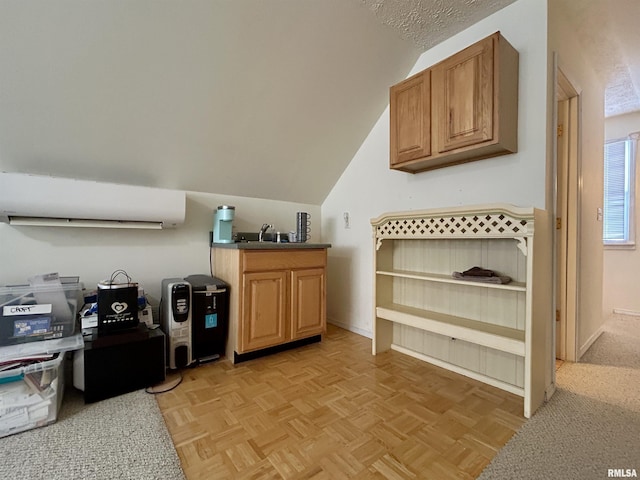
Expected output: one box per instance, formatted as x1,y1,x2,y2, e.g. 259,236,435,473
603,139,630,243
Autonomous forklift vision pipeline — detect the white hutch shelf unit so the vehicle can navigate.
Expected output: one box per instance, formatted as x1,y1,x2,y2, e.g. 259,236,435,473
371,204,552,418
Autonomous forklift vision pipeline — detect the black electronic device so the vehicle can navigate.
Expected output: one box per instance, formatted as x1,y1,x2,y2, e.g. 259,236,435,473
184,275,229,364
160,278,193,369
171,283,190,322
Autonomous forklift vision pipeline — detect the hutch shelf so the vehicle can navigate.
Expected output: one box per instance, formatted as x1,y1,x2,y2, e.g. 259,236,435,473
371,204,551,418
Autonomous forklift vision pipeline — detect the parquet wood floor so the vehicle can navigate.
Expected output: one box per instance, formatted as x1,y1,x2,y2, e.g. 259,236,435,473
156,324,525,479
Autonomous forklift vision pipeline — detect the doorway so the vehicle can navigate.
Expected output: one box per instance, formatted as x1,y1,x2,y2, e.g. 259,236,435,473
555,68,580,362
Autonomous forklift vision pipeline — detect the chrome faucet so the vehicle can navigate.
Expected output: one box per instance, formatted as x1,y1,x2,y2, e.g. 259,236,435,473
258,223,272,242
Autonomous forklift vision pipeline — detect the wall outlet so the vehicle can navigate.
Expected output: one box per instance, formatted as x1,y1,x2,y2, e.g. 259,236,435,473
343,212,350,229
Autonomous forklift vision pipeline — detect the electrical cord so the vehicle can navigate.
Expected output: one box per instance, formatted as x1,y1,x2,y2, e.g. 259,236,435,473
209,243,214,277
145,370,183,394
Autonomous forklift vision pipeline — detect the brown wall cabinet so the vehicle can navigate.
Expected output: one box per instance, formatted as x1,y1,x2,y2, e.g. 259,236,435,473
212,247,327,362
390,31,519,173
390,70,431,166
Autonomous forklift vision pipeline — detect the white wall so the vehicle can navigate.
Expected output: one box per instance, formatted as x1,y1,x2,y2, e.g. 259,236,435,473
603,112,640,315
321,0,549,337
549,0,605,358
0,192,320,313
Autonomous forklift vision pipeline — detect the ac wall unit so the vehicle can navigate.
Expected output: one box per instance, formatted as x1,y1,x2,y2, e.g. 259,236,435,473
0,172,186,229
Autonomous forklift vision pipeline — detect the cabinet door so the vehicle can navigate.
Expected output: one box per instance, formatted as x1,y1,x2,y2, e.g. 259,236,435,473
390,70,431,165
432,34,494,153
241,271,287,352
290,268,325,340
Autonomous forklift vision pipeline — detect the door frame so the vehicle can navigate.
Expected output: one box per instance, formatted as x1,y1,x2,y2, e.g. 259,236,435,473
553,59,581,363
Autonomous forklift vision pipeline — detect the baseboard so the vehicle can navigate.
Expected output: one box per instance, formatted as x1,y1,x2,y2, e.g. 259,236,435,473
613,308,640,317
545,382,557,402
327,318,372,339
578,325,605,359
233,335,321,364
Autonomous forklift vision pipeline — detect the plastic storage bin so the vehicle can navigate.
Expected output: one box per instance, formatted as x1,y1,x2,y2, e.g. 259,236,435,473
0,352,65,438
0,282,81,346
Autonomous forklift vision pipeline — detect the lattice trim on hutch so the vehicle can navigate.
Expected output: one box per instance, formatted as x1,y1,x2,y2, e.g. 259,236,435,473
371,205,535,253
375,212,532,238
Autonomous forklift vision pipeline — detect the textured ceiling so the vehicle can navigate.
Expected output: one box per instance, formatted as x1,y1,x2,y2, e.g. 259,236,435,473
554,0,640,117
365,0,640,118
360,0,516,51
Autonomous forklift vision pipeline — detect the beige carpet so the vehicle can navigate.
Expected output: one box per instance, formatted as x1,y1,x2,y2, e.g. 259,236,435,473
479,314,640,479
0,384,185,480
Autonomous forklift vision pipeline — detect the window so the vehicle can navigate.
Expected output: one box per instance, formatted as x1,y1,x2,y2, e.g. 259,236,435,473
603,138,636,246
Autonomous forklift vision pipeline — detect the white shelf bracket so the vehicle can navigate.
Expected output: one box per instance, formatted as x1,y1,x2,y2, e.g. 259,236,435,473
376,237,384,251
515,237,528,256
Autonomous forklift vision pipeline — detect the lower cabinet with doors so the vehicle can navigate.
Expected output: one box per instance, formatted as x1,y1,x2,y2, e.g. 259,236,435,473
211,245,329,363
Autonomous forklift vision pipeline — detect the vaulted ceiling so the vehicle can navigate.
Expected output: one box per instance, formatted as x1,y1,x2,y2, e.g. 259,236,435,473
554,0,640,118
0,0,517,205
0,1,636,206
367,0,640,118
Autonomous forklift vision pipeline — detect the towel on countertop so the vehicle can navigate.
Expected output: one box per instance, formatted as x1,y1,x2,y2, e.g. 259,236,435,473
452,266,512,284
